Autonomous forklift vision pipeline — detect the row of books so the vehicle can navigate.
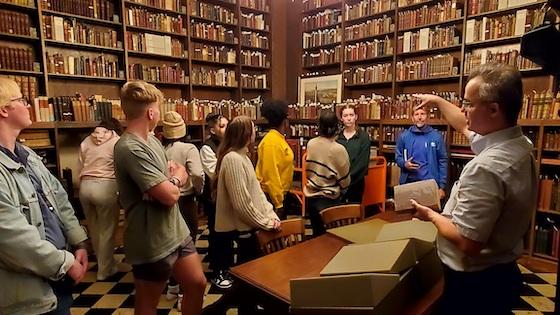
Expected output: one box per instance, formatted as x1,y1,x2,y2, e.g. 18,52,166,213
191,43,236,64
189,0,236,25
343,63,393,84
126,7,185,34
1,74,38,100
127,0,183,13
468,0,540,16
302,9,341,32
365,126,381,141
43,15,119,48
302,27,342,49
464,46,538,73
397,26,460,53
465,9,544,43
302,0,339,12
160,99,260,122
382,125,406,142
30,95,123,123
520,91,560,120
191,67,237,87
543,132,560,151
0,47,36,71
191,22,236,44
240,13,267,31
240,31,269,49
0,10,33,36
345,0,396,22
287,103,332,119
345,38,393,61
240,73,267,89
398,0,428,8
46,52,120,77
128,63,186,83
395,54,459,80
451,130,470,146
384,92,458,120
344,16,394,41
302,46,341,67
240,0,269,12
289,124,319,138
397,1,462,30
1,0,33,6
39,0,116,22
286,138,306,168
240,50,269,68
127,32,183,57
534,223,560,258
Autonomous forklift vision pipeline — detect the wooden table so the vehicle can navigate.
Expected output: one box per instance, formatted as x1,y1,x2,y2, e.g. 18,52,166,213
229,211,443,315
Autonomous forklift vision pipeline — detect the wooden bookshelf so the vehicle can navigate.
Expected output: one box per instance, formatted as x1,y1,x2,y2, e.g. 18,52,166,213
304,22,342,33
0,69,43,75
124,0,187,15
41,9,121,26
127,50,187,60
44,39,124,53
397,17,463,33
467,0,547,18
0,32,39,42
398,44,462,57
125,25,187,37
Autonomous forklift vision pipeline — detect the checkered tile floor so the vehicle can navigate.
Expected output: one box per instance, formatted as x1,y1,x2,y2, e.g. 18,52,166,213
69,224,558,315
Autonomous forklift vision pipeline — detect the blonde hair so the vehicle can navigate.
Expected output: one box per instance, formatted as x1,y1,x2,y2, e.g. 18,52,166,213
120,80,163,119
0,78,22,108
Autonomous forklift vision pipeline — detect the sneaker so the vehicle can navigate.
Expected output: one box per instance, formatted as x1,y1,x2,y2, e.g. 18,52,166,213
166,284,180,300
96,265,119,281
211,271,233,289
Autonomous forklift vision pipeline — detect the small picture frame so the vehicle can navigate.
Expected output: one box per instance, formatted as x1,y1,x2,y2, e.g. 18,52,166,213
298,74,342,105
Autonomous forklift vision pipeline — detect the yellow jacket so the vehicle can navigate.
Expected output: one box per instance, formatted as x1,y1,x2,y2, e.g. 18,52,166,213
256,129,294,209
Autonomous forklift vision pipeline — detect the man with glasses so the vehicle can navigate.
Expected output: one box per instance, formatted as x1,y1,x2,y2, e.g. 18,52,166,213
412,64,537,315
0,77,89,314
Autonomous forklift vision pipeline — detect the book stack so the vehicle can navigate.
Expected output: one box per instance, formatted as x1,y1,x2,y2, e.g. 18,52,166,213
288,103,321,118
382,125,406,142
397,0,462,30
290,124,319,138
191,66,237,87
191,43,236,63
383,92,458,120
345,37,393,61
241,0,269,11
544,131,560,151
241,73,267,89
0,10,33,36
241,13,267,31
2,0,34,6
464,45,539,73
302,46,341,67
43,16,119,48
189,0,236,24
126,7,185,34
365,126,380,141
40,0,116,21
241,50,269,68
396,54,458,80
240,31,268,48
344,17,394,41
1,75,38,100
191,22,236,44
468,0,539,16
335,94,387,120
0,46,35,71
397,25,460,53
303,0,339,12
127,32,183,56
345,0,396,21
46,51,119,77
465,9,544,43
302,27,341,48
128,63,186,83
451,130,470,146
534,221,560,258
303,8,341,31
344,63,393,85
128,0,183,12
519,91,560,120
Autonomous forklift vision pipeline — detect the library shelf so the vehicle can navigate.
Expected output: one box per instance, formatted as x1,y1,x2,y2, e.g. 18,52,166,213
397,17,463,33
450,152,475,159
463,68,543,77
41,9,121,27
240,45,269,51
345,81,393,88
191,84,238,89
124,0,186,16
467,0,547,19
145,80,188,86
344,31,394,45
290,118,318,124
0,69,43,76
125,25,187,37
541,120,560,126
450,143,471,147
541,159,560,166
28,122,56,129
239,6,270,15
0,32,39,42
44,39,124,53
190,36,236,46
465,35,522,48
302,2,342,16
534,253,558,261
518,119,542,126
381,148,396,154
241,64,269,70
198,0,236,8
357,119,381,124
345,54,393,64
189,15,237,27
302,41,341,51
47,73,125,81
128,50,187,60
397,0,442,12
190,59,237,67
242,86,270,91
304,22,342,33
0,1,36,12
240,25,270,34
303,62,341,69
396,75,461,84
27,145,56,150
398,44,462,57
537,209,560,215
56,121,102,128
345,9,396,26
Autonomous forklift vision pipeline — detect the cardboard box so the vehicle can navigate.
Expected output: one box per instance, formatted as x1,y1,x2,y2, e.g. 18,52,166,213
394,179,440,212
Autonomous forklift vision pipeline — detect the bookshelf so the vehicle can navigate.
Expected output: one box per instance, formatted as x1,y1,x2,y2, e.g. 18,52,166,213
297,0,559,264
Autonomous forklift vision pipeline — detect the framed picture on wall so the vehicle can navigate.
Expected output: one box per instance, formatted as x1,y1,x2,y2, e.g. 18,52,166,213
298,74,342,105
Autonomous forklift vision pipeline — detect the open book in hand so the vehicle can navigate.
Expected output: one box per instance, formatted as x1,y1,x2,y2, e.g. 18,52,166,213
394,179,440,212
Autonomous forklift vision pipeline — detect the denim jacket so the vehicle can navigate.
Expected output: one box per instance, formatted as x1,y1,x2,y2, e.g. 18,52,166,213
0,144,88,315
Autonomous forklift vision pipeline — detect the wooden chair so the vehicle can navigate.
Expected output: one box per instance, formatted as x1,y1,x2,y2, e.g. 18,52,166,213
256,218,306,255
320,204,362,229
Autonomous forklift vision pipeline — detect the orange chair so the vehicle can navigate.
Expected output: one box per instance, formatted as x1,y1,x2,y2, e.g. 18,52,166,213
320,204,362,229
256,218,306,255
289,152,307,216
362,156,387,213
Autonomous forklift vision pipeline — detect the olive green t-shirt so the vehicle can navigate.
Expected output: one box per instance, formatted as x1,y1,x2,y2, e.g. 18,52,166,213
114,132,189,265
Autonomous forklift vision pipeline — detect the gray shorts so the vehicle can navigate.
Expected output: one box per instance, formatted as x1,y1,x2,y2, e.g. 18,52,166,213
132,237,197,282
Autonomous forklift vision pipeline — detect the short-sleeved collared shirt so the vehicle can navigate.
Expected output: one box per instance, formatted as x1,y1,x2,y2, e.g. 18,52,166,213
114,133,189,265
437,126,537,272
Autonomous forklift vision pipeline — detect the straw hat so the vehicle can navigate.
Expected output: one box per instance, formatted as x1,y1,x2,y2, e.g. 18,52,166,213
162,111,186,139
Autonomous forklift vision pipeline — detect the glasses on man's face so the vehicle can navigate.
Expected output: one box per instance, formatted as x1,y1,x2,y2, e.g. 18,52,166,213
11,97,29,106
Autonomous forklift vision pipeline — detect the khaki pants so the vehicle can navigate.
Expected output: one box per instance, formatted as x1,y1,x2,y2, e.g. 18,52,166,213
79,178,120,279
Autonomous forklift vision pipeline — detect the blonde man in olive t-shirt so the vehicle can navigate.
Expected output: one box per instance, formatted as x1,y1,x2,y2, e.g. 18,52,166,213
114,81,206,315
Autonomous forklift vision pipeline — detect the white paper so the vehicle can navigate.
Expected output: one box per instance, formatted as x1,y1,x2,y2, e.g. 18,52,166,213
403,32,411,53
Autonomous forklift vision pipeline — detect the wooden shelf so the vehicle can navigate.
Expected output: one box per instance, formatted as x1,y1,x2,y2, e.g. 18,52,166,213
27,145,55,150
396,75,460,84
534,253,559,262
240,44,269,51
190,36,237,46
303,22,341,33
465,35,522,48
239,6,270,14
467,1,547,19
303,62,340,69
241,64,270,70
124,0,186,15
345,81,392,88
242,86,270,91
145,80,188,86
42,9,121,27
191,59,237,67
541,159,560,166
344,31,394,44
0,1,36,12
345,54,393,64
450,143,471,147
358,119,381,124
125,24,187,37
128,50,187,60
0,69,43,76
302,2,342,15
450,152,475,159
541,120,560,126
398,44,462,57
190,15,237,27
240,25,270,34
45,39,124,53
397,0,440,11
192,84,238,89
28,122,56,129
302,41,341,50
48,73,125,81
345,9,396,25
518,119,542,126
537,209,560,215
397,17,463,33
56,121,101,128
0,32,39,42
290,118,317,124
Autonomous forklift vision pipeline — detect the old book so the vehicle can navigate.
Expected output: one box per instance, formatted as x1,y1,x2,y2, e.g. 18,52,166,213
394,179,440,212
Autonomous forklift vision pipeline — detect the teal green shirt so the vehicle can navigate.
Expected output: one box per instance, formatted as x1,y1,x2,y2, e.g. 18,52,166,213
337,128,371,186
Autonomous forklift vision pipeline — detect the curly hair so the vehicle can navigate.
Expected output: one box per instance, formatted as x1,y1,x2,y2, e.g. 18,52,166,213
260,100,288,128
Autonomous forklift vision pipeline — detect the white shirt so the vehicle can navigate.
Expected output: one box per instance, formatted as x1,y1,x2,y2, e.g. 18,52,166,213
200,145,217,180
437,126,537,271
